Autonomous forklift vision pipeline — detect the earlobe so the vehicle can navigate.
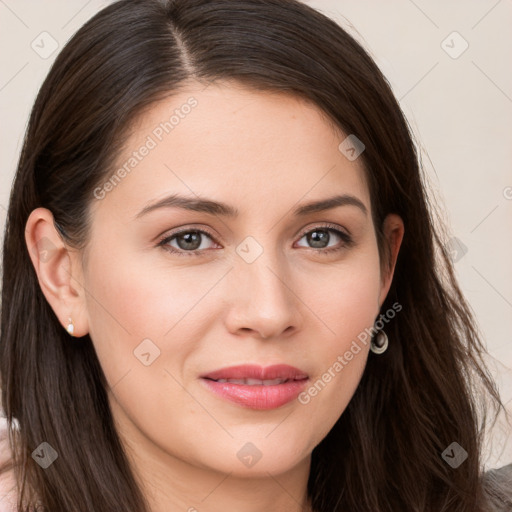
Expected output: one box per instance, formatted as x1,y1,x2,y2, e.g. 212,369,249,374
378,213,405,307
24,207,88,337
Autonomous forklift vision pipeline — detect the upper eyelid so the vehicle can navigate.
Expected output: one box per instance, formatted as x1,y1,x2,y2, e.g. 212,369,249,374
296,223,350,239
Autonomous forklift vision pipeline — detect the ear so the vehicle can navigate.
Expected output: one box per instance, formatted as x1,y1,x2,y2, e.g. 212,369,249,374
24,207,89,337
377,213,404,308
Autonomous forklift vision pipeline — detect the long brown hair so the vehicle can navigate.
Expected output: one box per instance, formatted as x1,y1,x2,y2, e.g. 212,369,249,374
0,0,507,510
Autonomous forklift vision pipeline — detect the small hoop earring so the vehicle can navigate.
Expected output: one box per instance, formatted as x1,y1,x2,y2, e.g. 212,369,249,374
370,329,388,354
66,317,75,337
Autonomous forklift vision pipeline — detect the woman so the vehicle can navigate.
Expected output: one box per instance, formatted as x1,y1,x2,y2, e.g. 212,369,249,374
0,0,511,510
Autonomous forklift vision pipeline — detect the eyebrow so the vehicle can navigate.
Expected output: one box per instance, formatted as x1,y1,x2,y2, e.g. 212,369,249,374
134,193,368,219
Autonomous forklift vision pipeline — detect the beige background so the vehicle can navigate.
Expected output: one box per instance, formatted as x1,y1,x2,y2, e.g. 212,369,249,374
0,0,511,469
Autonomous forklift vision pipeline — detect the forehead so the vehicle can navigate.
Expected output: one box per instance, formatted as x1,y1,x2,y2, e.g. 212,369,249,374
91,81,371,222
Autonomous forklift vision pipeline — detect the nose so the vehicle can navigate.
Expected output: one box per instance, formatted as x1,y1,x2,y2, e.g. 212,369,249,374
223,247,303,340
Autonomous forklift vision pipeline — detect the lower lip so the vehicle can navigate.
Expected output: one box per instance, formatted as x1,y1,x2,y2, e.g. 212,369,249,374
200,378,309,410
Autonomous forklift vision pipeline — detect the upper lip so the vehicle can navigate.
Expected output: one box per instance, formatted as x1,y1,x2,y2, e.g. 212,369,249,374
200,364,309,381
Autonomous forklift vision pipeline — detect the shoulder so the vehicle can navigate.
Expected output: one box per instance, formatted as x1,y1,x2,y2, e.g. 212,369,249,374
481,462,512,512
0,416,17,512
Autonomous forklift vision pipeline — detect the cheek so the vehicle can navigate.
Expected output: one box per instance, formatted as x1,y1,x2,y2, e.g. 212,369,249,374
82,244,226,382
82,247,213,442
304,247,382,348
295,251,381,432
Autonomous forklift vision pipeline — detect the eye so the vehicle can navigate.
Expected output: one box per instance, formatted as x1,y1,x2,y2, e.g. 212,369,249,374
295,223,354,254
157,227,219,257
157,223,354,257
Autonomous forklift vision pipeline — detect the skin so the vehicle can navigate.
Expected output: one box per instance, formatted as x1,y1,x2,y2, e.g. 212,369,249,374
26,81,404,512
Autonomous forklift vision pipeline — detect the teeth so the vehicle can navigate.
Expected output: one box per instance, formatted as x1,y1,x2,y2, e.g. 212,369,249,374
214,378,289,385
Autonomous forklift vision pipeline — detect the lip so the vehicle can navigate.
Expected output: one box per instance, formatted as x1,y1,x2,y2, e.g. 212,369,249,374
200,364,308,381
199,364,309,410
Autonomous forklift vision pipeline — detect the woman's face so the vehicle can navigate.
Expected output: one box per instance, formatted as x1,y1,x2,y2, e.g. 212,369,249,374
32,81,403,480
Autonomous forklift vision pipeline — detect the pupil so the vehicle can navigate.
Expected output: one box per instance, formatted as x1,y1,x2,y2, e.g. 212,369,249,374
178,232,201,250
308,230,329,248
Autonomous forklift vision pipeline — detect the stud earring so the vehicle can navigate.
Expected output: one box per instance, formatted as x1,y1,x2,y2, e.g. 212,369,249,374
66,317,75,337
370,329,388,354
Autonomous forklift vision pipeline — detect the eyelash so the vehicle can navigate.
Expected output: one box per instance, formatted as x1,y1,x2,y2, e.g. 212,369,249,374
156,223,354,258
